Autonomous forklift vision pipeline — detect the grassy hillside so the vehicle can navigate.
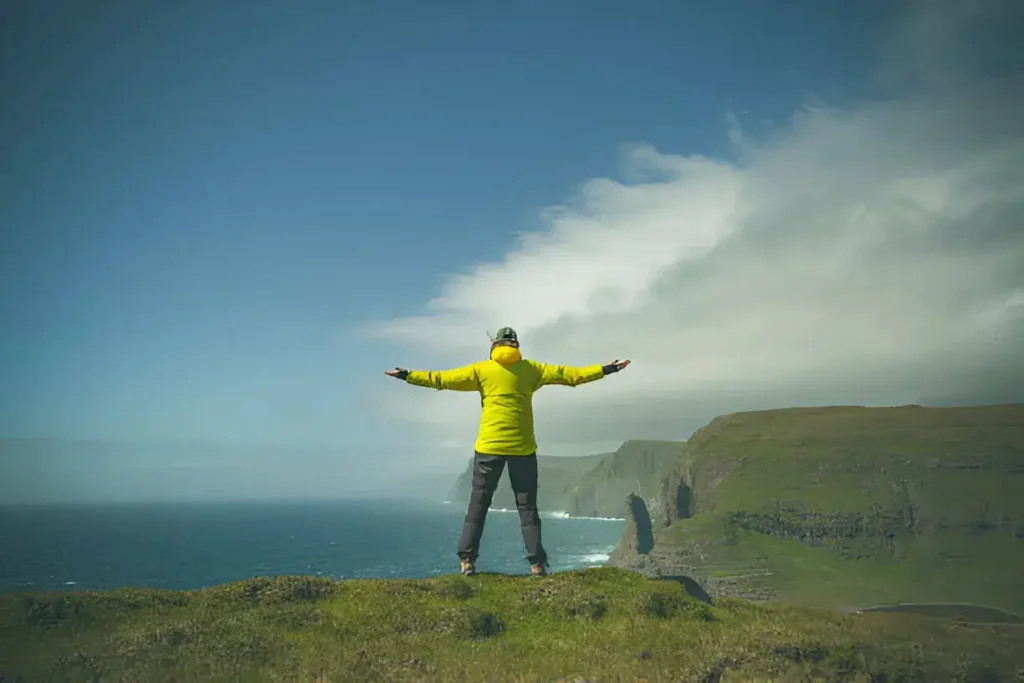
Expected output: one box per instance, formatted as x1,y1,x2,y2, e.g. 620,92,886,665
446,453,611,512
564,439,684,518
608,405,1024,612
2,570,1021,682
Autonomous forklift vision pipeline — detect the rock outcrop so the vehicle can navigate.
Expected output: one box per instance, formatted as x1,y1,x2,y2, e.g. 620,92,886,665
606,493,732,601
647,468,694,530
608,493,654,564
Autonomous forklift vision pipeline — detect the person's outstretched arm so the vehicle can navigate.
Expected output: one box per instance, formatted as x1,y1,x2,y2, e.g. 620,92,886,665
533,359,631,388
385,364,481,391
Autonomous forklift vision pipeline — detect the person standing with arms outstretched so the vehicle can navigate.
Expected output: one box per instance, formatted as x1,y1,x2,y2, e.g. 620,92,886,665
385,327,631,577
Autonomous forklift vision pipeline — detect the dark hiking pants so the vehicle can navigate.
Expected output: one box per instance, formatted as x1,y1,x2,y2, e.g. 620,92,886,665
457,452,547,566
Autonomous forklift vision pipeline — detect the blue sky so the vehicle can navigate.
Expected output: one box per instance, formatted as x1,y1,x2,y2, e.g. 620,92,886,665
4,0,1021,501
2,0,876,441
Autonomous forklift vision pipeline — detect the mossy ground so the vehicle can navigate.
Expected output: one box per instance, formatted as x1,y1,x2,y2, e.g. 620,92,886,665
2,569,1022,682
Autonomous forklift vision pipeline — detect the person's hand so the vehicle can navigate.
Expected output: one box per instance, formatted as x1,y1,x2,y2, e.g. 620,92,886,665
602,359,631,374
385,367,410,380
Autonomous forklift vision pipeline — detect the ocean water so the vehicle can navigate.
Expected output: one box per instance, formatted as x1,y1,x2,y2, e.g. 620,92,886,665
0,499,624,593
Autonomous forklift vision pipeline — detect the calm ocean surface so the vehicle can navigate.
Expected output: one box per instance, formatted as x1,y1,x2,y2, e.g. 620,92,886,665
0,499,624,593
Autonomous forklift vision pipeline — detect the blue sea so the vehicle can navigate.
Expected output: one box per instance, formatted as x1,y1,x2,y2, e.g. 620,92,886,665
0,499,624,593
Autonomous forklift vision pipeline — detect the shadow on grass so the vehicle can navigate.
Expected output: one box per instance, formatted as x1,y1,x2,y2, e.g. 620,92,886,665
467,570,598,580
656,575,713,604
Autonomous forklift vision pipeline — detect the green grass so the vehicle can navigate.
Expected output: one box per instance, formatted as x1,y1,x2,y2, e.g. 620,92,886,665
2,569,1022,682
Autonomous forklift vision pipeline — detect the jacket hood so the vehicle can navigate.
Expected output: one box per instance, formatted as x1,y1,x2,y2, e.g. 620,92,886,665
490,345,523,366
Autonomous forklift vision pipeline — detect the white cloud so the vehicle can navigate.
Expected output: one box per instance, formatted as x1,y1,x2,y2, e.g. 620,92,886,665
362,0,1024,456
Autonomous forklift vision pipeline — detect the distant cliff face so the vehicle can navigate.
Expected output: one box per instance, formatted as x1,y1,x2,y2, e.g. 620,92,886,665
607,493,654,565
445,441,683,517
564,440,684,518
446,453,612,512
607,405,1024,613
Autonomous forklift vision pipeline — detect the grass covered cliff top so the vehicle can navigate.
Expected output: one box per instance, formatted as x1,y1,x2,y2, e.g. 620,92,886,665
3,569,1022,682
680,404,1024,516
609,404,1024,613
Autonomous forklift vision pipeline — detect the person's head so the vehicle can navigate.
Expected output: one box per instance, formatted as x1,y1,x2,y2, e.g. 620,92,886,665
489,326,522,365
490,326,519,350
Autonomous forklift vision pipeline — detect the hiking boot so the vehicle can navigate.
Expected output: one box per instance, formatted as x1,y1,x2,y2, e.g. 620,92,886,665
460,559,476,576
530,562,548,577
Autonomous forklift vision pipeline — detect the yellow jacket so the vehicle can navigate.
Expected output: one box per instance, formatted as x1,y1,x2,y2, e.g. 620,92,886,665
405,346,605,456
